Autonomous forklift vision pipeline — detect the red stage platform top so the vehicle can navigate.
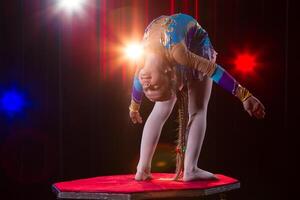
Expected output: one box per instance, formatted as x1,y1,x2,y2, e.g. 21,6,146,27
53,173,239,194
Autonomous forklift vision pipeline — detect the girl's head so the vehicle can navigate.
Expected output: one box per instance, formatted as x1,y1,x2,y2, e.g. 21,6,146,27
139,52,177,102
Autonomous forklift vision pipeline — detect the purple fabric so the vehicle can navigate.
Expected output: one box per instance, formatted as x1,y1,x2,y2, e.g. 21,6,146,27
131,76,143,103
132,87,143,103
218,71,236,94
177,28,215,86
185,26,197,49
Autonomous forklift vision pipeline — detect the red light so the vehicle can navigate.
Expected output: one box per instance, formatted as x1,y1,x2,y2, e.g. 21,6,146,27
234,52,258,74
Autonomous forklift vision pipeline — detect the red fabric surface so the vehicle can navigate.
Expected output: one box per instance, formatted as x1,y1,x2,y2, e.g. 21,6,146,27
54,173,239,193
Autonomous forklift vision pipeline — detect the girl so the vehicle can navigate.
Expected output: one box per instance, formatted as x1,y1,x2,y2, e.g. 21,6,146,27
129,13,265,181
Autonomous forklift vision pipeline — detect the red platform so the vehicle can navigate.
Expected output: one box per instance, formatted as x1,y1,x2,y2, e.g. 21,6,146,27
52,173,240,199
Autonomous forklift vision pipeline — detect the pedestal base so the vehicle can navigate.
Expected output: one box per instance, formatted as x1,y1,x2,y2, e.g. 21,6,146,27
52,173,240,200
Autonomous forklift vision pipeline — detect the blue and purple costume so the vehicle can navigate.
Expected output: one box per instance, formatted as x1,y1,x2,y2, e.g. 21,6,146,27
130,13,251,110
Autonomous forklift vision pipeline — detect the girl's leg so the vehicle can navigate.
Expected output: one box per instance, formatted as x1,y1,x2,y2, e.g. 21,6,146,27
183,76,216,181
135,96,177,180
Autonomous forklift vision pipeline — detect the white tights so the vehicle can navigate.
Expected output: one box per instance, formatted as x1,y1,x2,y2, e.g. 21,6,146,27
135,77,217,181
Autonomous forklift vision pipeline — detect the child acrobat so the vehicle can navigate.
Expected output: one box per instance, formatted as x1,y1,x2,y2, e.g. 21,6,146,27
128,13,265,181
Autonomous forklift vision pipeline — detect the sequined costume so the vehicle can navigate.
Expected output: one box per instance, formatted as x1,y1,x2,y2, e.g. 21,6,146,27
130,13,251,111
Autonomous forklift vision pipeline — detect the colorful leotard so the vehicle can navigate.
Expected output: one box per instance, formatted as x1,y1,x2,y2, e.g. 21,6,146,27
130,14,251,111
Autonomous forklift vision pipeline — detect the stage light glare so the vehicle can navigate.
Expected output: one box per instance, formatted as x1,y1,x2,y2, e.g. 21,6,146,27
156,161,167,168
57,0,85,13
1,90,26,116
125,43,143,61
234,52,258,74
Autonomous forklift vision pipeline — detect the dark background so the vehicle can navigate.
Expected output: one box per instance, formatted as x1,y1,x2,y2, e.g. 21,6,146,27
0,0,294,200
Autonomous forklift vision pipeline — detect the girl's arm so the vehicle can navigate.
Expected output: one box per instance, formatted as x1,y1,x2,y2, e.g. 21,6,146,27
129,68,144,124
170,43,265,118
171,43,251,102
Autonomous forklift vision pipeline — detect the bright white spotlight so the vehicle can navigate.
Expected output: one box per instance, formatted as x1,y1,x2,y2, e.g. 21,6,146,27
125,43,144,61
57,0,85,14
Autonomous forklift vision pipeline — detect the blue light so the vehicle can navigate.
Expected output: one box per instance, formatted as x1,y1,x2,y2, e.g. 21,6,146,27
1,90,26,116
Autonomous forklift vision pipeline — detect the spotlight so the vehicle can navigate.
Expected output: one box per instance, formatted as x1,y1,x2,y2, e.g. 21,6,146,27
57,0,85,14
234,52,258,74
0,90,26,116
124,43,144,61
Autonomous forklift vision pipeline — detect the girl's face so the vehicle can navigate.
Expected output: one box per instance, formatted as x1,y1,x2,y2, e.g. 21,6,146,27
139,53,176,102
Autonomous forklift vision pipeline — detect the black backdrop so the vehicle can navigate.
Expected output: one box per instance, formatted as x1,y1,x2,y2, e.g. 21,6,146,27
0,0,293,200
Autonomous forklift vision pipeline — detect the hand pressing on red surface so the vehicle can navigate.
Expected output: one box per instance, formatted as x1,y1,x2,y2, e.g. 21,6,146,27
130,110,143,124
243,96,266,119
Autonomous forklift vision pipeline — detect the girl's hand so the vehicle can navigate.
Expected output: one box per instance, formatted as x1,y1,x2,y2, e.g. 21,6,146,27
129,110,143,124
243,96,266,119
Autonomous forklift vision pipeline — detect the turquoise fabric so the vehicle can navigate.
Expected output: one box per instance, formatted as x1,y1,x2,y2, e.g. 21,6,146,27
164,14,197,49
211,65,225,83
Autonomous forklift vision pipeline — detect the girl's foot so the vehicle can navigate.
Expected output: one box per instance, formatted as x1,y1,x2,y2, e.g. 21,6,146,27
134,166,152,181
183,168,217,182
135,169,152,181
